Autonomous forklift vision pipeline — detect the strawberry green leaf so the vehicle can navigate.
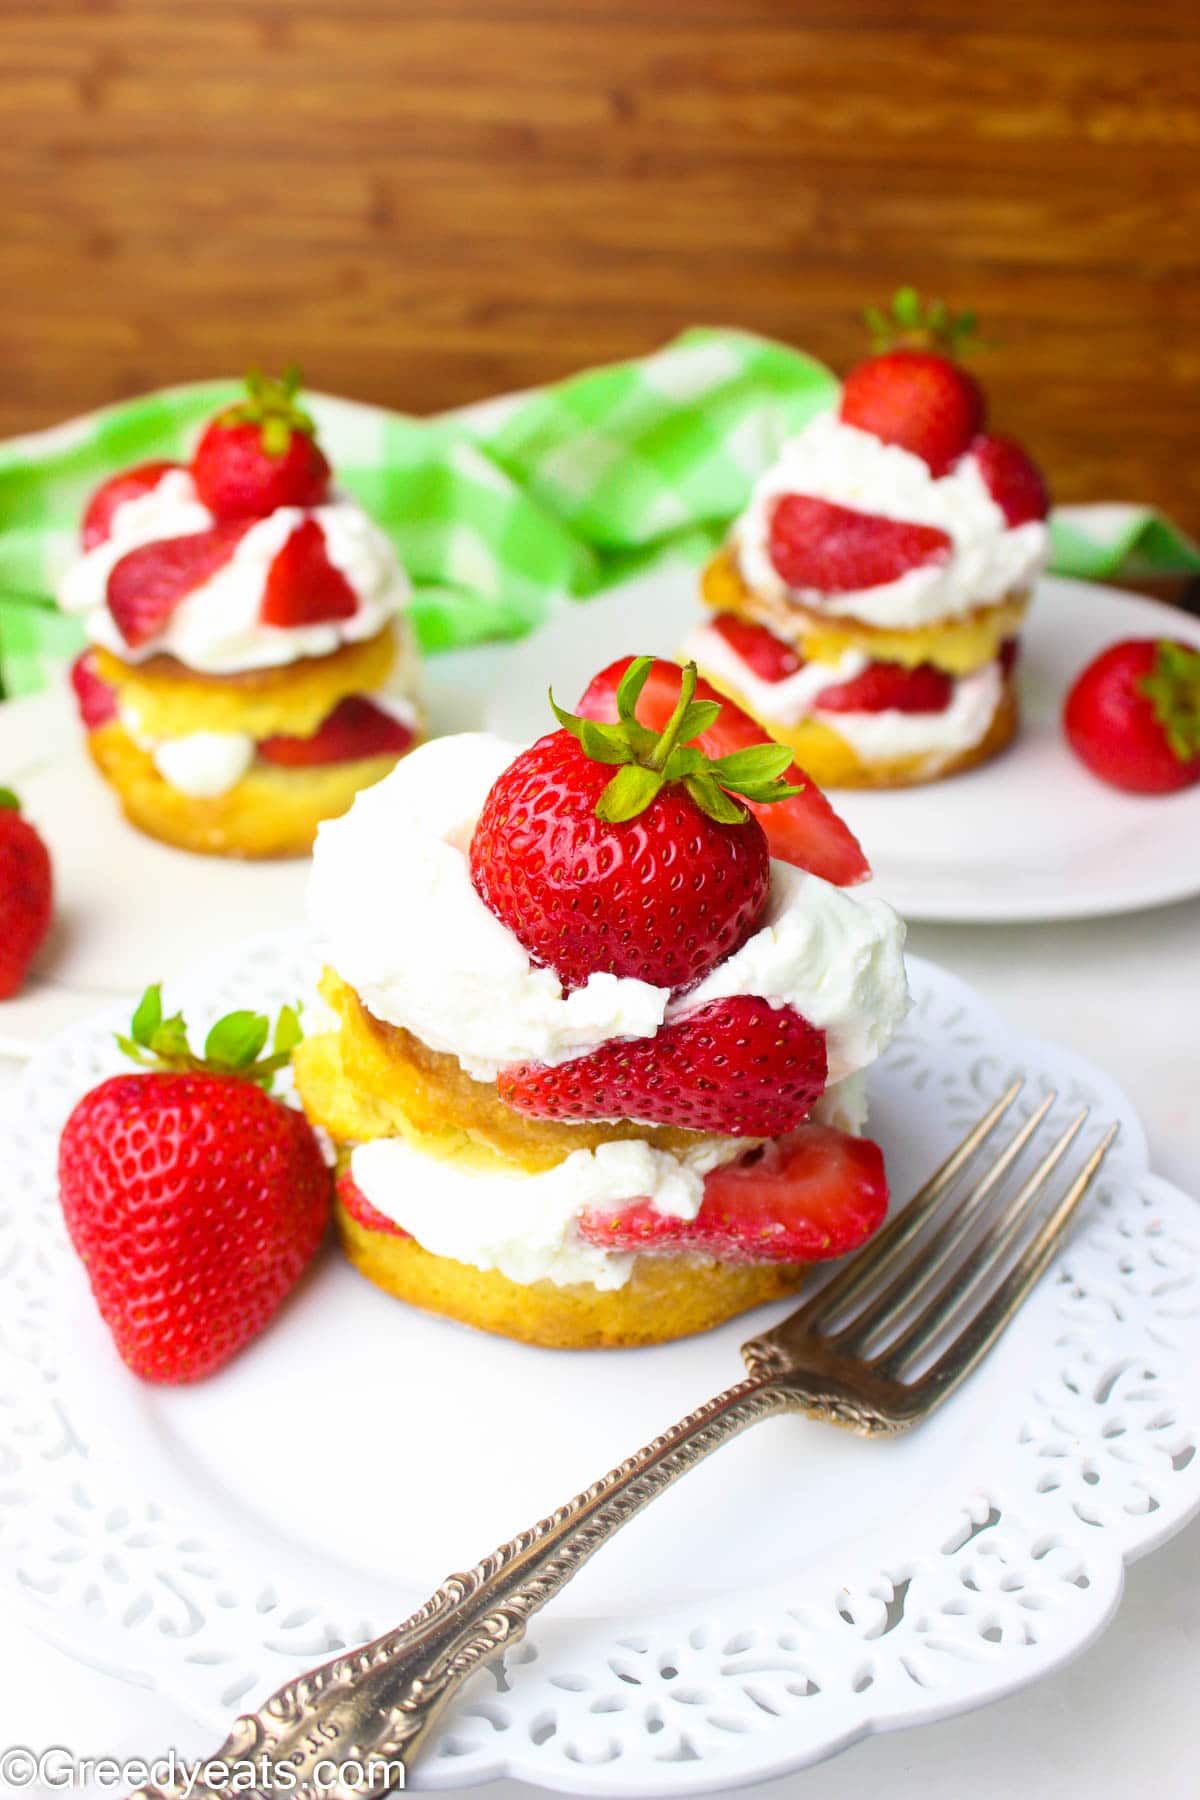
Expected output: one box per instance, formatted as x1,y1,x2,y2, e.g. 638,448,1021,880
684,773,747,824
615,655,653,723
675,698,722,742
273,1003,303,1058
129,982,162,1049
580,720,636,766
596,763,666,823
709,744,797,786
0,787,18,812
204,1010,270,1071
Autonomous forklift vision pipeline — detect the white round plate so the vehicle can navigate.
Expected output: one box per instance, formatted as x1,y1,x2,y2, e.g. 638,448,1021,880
0,644,508,1053
1,934,1196,1793
486,567,1200,924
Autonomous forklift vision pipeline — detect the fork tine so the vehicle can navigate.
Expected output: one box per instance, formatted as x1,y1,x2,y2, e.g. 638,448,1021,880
876,1106,1094,1378
835,1089,1058,1352
800,1077,1025,1332
913,1122,1119,1408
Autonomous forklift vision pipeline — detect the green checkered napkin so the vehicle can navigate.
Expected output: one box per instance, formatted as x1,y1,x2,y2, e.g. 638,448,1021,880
1,326,1196,697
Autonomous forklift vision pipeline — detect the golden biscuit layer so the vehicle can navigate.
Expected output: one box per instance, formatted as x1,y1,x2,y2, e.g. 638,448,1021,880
88,723,402,859
337,1202,808,1349
294,969,719,1176
94,625,400,740
701,545,1029,676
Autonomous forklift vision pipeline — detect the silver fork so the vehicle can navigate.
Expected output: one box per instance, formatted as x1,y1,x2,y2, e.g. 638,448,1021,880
133,1082,1116,1800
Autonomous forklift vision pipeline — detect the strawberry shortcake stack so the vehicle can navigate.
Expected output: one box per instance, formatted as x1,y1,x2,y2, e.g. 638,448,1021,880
688,297,1051,787
296,656,909,1349
59,368,420,857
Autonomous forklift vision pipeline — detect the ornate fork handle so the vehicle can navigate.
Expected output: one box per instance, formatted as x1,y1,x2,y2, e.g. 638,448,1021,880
133,1371,859,1800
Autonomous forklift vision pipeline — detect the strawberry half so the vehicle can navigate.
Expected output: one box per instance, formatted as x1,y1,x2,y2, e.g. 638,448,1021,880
971,433,1050,526
259,695,415,767
471,659,803,993
106,521,252,649
709,612,802,682
58,987,330,1384
81,460,183,551
576,657,870,886
498,994,828,1136
769,495,952,595
840,348,985,478
69,650,118,728
579,1124,887,1263
192,366,331,521
260,519,360,628
817,660,954,714
337,1167,408,1238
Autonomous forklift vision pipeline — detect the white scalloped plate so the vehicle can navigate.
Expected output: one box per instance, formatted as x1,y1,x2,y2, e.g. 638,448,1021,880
487,568,1200,925
1,934,1198,1790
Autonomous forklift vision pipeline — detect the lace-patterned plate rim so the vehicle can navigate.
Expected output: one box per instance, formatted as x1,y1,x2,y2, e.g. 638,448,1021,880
0,931,1196,1796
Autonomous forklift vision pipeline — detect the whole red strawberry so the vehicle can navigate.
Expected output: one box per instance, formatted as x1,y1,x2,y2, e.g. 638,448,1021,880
0,790,53,999
499,994,828,1136
841,288,986,477
59,987,331,1383
81,460,183,551
1064,639,1200,795
470,659,803,992
191,366,331,521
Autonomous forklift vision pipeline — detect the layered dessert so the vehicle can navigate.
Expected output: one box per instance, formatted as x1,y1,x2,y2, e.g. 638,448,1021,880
687,308,1050,787
59,369,420,857
295,657,908,1348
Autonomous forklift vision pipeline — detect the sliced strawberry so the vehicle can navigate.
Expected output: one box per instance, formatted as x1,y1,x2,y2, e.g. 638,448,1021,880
81,461,184,552
337,1168,409,1239
817,659,954,715
709,612,802,683
69,650,118,728
260,519,360,628
258,695,415,767
498,996,827,1137
971,433,1050,527
579,1123,887,1264
106,522,252,649
769,495,952,595
839,348,985,477
576,657,870,886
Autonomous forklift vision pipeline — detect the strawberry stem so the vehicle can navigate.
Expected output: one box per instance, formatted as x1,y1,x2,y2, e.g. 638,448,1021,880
1141,641,1200,762
863,287,989,357
646,661,698,771
222,365,318,459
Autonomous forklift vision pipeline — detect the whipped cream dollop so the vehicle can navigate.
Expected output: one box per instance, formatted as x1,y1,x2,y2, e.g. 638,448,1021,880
308,733,909,1087
735,413,1048,629
685,623,1004,761
59,467,409,674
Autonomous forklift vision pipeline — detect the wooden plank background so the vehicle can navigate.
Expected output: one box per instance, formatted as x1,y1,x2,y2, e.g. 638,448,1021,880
2,0,1198,526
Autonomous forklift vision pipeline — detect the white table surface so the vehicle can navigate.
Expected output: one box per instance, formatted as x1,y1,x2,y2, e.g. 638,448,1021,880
2,895,1197,1798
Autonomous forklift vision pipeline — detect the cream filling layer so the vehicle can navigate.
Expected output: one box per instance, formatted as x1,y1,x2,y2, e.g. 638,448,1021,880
687,624,1005,761
348,1133,746,1290
735,413,1048,629
59,468,410,674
